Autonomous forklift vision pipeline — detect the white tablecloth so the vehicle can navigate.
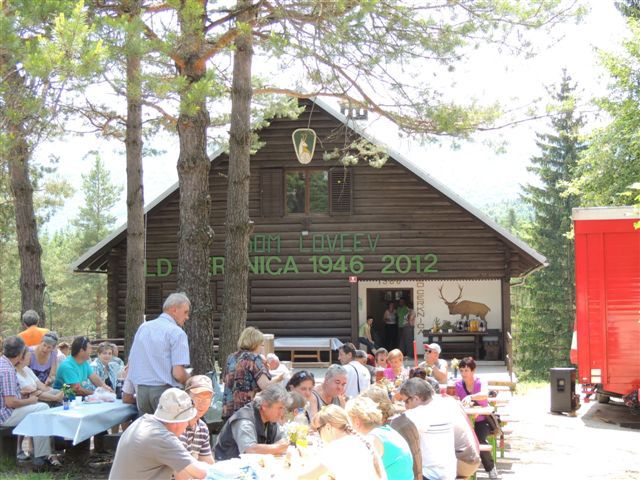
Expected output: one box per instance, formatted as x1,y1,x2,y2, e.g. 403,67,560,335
274,337,344,350
13,400,137,445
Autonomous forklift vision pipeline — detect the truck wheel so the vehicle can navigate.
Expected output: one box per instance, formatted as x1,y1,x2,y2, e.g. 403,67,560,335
596,394,610,404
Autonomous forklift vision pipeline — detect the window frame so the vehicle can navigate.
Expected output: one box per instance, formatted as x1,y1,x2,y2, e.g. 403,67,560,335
284,168,330,216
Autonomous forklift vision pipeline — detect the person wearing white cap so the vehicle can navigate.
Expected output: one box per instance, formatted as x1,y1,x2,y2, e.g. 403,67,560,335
418,343,448,384
181,375,215,464
109,388,208,480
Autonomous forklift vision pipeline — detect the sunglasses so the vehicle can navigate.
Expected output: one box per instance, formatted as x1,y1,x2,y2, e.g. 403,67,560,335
425,350,432,354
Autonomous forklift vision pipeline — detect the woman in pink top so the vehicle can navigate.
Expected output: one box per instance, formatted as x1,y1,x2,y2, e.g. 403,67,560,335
455,357,498,479
383,349,409,384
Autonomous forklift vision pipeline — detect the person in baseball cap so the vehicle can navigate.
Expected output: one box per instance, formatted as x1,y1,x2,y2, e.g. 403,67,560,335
110,387,207,479
419,343,448,383
181,375,215,464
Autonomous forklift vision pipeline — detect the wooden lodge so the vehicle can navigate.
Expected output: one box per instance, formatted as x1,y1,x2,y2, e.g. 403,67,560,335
72,99,545,363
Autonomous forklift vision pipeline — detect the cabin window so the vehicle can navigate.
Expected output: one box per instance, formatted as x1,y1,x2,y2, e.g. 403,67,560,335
285,170,329,214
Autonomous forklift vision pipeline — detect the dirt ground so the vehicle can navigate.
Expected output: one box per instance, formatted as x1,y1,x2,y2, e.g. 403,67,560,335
481,386,640,480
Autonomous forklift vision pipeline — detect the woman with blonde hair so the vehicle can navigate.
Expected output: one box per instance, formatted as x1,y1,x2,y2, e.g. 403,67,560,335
361,386,423,480
222,327,284,420
384,348,408,383
346,396,413,480
297,404,386,480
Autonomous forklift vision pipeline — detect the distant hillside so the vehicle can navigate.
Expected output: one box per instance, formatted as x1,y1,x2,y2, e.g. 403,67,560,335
481,198,533,235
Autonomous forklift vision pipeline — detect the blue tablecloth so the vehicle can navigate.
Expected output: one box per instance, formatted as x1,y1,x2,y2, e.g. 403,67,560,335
13,400,137,445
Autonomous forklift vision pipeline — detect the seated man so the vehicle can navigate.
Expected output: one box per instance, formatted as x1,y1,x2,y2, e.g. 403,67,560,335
399,378,456,480
214,384,290,461
266,353,291,384
338,342,370,398
110,388,208,480
180,375,215,464
53,336,112,396
418,343,448,384
355,349,376,384
0,336,55,469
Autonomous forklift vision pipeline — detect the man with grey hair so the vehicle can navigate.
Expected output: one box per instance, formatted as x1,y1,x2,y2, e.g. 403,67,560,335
0,336,54,468
308,364,348,419
128,292,192,415
17,310,49,347
355,349,375,384
399,378,456,480
214,384,290,461
266,353,290,383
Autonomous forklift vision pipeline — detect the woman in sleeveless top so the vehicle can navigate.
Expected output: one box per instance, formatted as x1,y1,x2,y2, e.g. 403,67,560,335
347,396,414,480
361,386,423,480
308,364,347,420
456,356,497,479
298,404,387,480
29,332,59,385
383,302,397,350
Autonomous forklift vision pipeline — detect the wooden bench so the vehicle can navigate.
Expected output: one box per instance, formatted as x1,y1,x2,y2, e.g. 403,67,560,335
274,337,343,367
0,426,17,461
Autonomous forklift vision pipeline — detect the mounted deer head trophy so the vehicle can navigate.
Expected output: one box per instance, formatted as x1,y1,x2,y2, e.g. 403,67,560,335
437,284,491,321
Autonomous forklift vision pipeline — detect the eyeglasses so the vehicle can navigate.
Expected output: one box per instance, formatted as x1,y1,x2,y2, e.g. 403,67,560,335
425,350,432,354
317,423,328,435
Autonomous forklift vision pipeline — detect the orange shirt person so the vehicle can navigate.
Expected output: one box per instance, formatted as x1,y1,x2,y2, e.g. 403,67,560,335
17,310,49,347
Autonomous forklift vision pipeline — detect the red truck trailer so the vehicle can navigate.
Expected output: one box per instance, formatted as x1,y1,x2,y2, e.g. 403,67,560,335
573,207,640,412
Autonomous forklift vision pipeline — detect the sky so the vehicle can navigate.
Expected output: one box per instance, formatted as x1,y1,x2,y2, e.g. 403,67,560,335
40,1,629,233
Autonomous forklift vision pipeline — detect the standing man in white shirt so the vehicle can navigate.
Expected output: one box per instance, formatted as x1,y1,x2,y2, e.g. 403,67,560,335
128,292,192,415
338,343,370,398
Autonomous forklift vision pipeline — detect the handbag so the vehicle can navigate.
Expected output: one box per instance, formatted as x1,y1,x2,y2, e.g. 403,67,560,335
485,412,502,436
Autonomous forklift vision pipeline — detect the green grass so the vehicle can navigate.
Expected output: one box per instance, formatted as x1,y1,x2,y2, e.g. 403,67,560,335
0,457,77,480
0,458,54,480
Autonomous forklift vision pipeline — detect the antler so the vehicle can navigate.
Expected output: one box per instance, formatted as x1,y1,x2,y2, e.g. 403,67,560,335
454,284,464,303
438,285,449,303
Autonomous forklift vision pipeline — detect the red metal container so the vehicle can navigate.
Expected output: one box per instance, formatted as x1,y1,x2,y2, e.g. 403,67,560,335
573,207,640,404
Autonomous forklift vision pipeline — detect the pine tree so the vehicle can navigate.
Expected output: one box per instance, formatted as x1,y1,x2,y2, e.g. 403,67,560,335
515,71,584,378
71,153,122,337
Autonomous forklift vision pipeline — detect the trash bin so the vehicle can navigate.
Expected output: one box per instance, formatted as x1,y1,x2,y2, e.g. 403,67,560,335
550,367,577,413
263,333,274,356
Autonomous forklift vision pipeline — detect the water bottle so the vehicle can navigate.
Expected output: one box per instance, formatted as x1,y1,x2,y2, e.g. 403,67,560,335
293,408,309,448
115,378,124,400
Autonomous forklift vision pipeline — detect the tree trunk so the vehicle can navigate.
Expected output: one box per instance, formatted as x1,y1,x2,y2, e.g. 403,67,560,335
124,0,145,357
176,3,215,375
7,124,46,323
219,0,254,365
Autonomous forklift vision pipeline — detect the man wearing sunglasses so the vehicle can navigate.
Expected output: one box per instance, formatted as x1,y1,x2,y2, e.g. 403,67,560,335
53,336,112,396
398,378,456,480
419,343,448,384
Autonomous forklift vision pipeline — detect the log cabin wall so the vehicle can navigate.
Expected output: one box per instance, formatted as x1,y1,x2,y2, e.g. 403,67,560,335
104,102,538,343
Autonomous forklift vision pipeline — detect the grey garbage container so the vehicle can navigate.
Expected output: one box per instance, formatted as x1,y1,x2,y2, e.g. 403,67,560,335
550,367,577,413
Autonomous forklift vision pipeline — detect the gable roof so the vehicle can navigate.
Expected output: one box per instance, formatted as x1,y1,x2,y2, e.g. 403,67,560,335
72,98,546,274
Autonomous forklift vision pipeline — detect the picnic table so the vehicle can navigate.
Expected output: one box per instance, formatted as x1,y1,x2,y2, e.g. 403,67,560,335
13,400,137,446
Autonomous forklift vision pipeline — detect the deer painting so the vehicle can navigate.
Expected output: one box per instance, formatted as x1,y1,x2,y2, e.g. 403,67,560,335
438,284,491,320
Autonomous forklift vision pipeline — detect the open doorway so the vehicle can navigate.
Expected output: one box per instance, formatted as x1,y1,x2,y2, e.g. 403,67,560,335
366,288,413,351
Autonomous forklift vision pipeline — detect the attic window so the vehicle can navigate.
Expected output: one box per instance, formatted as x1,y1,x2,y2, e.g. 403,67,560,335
285,170,328,214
